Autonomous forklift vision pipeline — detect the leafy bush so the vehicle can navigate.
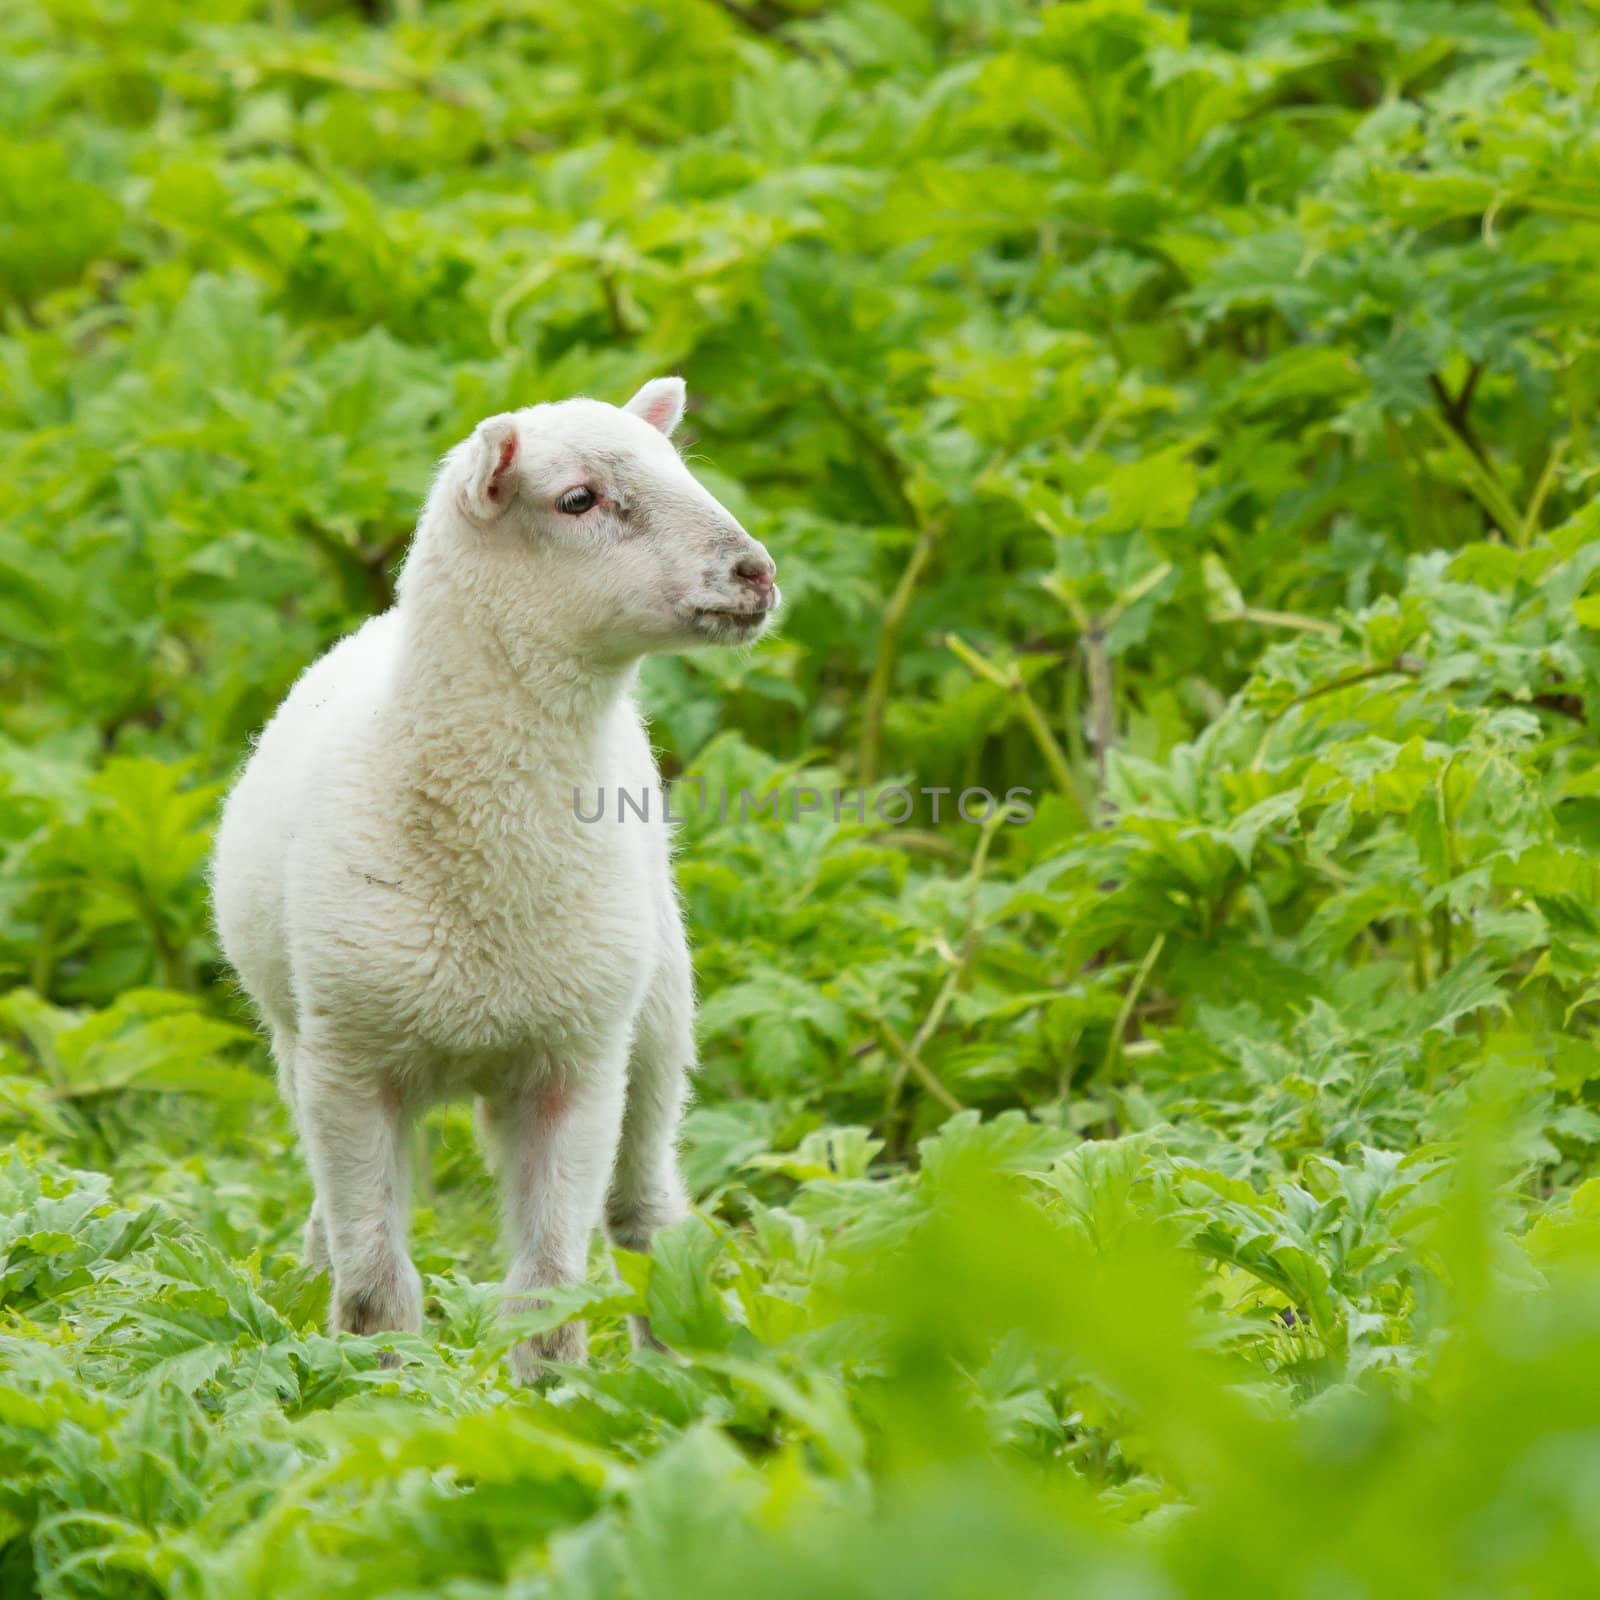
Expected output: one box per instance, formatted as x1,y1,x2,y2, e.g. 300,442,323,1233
3,0,1600,1594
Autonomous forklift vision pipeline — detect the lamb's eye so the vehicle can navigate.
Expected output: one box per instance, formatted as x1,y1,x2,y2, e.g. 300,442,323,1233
557,486,597,515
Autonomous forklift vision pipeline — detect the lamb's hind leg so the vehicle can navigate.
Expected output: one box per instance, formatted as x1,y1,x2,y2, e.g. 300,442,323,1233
606,937,693,1348
271,1025,329,1271
294,1044,422,1350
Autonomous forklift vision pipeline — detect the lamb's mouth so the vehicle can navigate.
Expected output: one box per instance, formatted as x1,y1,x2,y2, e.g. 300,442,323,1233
689,606,770,636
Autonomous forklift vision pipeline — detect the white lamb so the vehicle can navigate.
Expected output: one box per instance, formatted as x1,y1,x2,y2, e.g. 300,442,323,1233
210,378,778,1376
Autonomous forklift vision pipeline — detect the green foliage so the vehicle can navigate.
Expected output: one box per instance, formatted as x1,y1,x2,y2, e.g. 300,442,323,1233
3,0,1600,1594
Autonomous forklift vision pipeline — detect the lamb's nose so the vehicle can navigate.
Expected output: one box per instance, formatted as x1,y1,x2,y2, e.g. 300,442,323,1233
734,554,776,594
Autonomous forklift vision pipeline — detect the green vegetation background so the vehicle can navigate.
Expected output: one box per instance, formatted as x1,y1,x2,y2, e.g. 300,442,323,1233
4,0,1600,1594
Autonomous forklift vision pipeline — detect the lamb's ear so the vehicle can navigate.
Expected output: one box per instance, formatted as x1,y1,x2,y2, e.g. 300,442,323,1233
623,376,686,437
460,414,521,520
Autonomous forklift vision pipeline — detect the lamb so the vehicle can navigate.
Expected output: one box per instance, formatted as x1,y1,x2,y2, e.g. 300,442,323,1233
210,377,778,1377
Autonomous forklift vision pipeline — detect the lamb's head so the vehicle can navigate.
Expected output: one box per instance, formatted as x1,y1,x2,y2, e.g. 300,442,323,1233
435,378,779,657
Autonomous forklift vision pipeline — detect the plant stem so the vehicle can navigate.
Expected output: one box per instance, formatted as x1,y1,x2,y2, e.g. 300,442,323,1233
1429,366,1487,466
945,632,1086,816
1420,409,1522,538
859,517,945,783
884,808,1010,1125
1229,606,1342,637
876,1016,964,1115
1101,561,1173,630
1098,932,1165,1083
1519,437,1566,548
1084,622,1115,819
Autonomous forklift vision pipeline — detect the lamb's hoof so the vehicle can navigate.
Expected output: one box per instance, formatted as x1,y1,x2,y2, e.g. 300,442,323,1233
510,1319,587,1385
332,1259,424,1349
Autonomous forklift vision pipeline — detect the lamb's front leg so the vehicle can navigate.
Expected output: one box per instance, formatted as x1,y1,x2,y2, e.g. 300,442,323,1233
295,1052,422,1350
606,930,693,1350
486,1061,627,1382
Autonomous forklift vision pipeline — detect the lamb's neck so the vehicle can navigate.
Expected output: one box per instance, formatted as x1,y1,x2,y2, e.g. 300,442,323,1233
391,596,640,782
